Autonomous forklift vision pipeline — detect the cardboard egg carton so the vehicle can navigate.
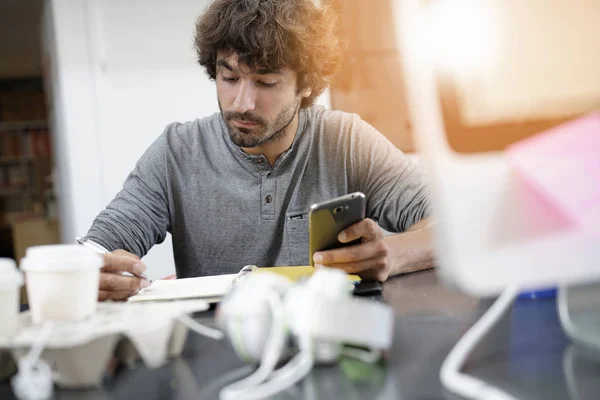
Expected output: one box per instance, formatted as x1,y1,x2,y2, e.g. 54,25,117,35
0,300,210,388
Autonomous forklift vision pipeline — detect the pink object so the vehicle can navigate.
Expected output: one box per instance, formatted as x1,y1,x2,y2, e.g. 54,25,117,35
507,112,600,236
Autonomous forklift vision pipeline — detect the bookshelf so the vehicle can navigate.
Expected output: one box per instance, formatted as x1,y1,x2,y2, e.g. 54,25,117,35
0,74,56,260
0,120,51,210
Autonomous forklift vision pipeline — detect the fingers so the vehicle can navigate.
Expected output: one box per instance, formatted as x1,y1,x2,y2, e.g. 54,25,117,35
102,252,146,275
337,218,382,244
98,289,139,302
313,219,390,282
111,249,140,260
316,255,387,274
315,256,390,282
100,272,150,295
314,239,389,266
98,250,148,302
314,255,390,282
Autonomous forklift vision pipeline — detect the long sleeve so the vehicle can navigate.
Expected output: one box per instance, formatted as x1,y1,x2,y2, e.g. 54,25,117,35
347,114,431,232
85,130,171,257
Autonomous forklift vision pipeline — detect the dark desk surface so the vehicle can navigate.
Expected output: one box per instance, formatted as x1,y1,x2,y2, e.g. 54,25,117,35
2,270,599,400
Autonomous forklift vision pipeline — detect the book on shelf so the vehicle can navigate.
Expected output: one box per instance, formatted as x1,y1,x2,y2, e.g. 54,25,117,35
0,126,51,158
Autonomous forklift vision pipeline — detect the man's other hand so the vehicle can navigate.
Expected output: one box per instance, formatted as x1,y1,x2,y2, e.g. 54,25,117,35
312,218,391,282
99,249,150,301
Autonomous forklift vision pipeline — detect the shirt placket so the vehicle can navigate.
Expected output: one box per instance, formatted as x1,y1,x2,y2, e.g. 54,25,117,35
254,156,276,220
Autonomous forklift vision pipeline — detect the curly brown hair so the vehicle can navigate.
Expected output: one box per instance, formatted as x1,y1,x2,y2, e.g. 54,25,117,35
194,0,342,108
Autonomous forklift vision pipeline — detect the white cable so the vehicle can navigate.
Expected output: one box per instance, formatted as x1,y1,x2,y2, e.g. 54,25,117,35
196,365,256,399
269,350,308,381
220,290,287,400
177,314,224,340
557,285,600,352
11,321,54,400
237,351,314,400
440,285,520,400
232,333,315,400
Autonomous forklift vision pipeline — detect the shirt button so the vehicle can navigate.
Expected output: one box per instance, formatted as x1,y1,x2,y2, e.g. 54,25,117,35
257,159,263,164
265,195,273,204
266,172,272,178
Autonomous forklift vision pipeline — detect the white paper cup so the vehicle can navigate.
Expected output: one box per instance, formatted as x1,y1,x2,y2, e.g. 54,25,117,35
21,245,103,324
0,258,23,336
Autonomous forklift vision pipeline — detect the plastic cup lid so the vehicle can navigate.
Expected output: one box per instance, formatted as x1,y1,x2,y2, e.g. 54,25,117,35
0,258,23,289
21,244,103,272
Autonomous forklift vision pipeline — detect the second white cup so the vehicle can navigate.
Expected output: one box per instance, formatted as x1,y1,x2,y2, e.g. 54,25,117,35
21,244,103,324
0,258,23,337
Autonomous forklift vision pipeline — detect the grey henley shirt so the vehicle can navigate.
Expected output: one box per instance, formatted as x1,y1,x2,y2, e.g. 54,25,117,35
86,106,430,277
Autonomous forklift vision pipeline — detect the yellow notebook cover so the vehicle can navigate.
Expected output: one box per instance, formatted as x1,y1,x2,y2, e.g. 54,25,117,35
258,266,361,283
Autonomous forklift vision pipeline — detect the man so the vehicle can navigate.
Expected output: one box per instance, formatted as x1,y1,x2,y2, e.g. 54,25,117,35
84,0,434,301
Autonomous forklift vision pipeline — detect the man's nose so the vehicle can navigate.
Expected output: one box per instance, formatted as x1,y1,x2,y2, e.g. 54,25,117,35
232,81,256,114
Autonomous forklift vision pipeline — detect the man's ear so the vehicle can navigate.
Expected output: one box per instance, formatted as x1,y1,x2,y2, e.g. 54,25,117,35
299,86,313,99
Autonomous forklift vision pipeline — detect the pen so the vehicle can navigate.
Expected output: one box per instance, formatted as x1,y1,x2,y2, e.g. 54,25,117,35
75,237,153,283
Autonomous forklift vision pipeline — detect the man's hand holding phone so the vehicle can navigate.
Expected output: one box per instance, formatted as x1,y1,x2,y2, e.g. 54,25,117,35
312,218,392,282
309,192,392,282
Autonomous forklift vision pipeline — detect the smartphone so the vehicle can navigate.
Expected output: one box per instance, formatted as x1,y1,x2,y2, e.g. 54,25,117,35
309,192,366,267
352,280,383,297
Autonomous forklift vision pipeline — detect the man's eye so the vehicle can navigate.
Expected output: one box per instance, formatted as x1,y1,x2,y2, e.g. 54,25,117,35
222,76,238,83
257,81,277,88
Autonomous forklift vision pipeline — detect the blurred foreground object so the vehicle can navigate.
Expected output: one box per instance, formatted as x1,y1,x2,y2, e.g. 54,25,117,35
396,0,600,296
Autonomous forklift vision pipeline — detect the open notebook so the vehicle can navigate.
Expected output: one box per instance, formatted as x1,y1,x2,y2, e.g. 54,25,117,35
127,273,237,303
128,266,360,303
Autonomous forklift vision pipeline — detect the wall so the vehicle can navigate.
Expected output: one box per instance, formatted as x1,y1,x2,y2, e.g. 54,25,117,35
330,0,414,152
